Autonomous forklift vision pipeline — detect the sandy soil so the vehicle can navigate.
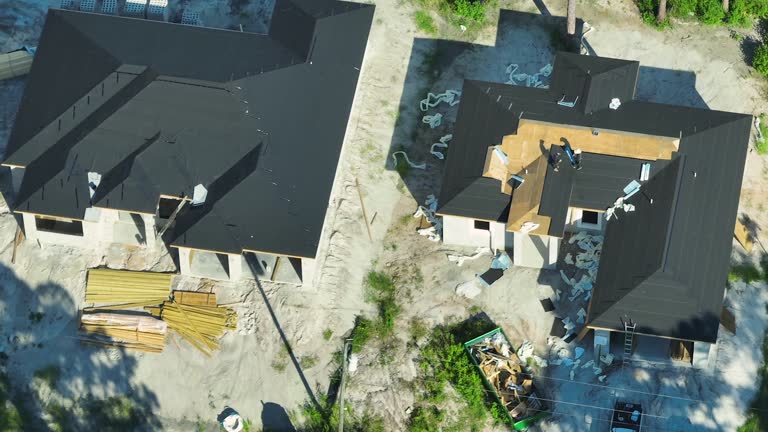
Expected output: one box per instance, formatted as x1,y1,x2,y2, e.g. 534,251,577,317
1,0,768,431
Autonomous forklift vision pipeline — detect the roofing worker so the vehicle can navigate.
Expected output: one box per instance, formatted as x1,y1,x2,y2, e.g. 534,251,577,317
559,137,583,170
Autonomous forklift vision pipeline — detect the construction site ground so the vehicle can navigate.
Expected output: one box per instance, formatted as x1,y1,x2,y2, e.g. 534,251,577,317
2,0,768,430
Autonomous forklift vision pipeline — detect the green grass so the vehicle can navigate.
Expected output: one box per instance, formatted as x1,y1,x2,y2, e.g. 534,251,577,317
414,319,512,430
408,405,444,432
300,354,319,369
271,346,289,372
414,10,437,35
0,373,23,432
729,264,762,284
46,403,69,432
365,271,401,337
323,328,333,341
351,316,373,353
296,396,385,432
409,318,429,343
757,115,768,155
34,365,61,388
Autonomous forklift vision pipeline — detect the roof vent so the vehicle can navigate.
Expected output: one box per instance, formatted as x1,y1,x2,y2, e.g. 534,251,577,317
492,146,509,165
87,172,101,199
609,98,621,110
191,184,208,206
557,95,579,108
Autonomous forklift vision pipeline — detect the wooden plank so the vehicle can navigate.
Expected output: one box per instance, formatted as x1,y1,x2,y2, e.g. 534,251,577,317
173,290,216,306
734,218,754,253
11,225,24,265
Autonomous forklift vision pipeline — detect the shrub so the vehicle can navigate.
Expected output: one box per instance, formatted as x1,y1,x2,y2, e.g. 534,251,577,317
408,405,444,432
697,0,726,24
414,10,437,35
365,271,400,337
745,0,768,18
85,396,142,431
453,0,486,22
323,328,333,341
669,0,697,17
727,0,752,26
351,316,373,353
0,373,23,431
729,264,762,284
755,43,768,78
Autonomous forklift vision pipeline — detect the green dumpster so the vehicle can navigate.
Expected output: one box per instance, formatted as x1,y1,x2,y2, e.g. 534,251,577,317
464,327,550,430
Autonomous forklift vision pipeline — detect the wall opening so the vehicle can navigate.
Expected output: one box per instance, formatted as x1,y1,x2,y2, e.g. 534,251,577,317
474,220,490,230
582,210,599,225
35,216,83,236
158,197,182,219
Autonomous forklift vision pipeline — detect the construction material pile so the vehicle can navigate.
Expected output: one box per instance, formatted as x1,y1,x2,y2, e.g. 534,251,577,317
468,330,548,424
85,268,172,309
80,313,167,353
79,269,235,355
146,291,237,357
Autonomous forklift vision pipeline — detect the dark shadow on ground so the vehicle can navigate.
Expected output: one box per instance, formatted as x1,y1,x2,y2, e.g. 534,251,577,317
261,400,297,432
253,276,320,411
0,262,160,431
636,66,709,109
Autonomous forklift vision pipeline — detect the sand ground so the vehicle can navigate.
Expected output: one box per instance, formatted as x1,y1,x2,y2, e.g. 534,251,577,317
1,0,768,430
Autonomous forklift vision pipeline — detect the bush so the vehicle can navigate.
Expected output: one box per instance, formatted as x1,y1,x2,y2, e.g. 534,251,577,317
669,0,697,17
697,0,726,24
745,0,768,18
0,373,23,432
365,271,400,337
408,405,444,432
414,10,437,34
85,396,142,431
453,0,486,22
727,0,752,26
351,316,373,353
755,44,768,78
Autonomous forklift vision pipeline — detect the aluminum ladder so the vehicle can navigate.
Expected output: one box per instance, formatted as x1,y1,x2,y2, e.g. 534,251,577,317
622,319,636,367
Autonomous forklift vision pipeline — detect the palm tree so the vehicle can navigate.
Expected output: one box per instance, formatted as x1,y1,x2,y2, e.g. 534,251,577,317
657,0,667,23
567,0,576,36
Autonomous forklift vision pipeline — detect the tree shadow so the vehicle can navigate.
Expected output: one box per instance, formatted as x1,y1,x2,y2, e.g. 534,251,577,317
260,400,296,432
0,261,160,431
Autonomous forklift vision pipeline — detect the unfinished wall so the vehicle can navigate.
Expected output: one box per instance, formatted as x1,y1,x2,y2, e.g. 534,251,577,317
442,215,509,250
564,208,606,234
692,342,711,369
512,233,559,269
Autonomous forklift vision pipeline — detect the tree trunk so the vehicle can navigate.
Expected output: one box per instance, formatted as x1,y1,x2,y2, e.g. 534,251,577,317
566,0,576,36
723,0,729,12
657,0,667,23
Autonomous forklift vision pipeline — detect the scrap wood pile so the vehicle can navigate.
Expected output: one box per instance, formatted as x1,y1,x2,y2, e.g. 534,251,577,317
79,269,236,355
469,332,547,422
145,292,237,357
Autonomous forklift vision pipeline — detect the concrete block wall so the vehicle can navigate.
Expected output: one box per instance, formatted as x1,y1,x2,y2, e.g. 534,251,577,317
442,215,509,250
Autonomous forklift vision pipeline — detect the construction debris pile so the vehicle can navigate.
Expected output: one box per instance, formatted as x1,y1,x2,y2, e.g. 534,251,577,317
467,330,548,425
558,231,603,339
413,194,442,242
78,269,235,355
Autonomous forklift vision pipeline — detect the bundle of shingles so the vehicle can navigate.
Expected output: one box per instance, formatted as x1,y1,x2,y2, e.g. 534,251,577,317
79,269,235,355
473,338,544,421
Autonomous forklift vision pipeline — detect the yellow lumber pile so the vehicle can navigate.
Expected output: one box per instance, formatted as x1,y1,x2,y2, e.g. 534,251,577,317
85,268,172,308
159,300,237,356
79,312,167,353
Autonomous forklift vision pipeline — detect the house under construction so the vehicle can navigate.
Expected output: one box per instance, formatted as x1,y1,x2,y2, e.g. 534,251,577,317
2,0,374,284
438,52,752,367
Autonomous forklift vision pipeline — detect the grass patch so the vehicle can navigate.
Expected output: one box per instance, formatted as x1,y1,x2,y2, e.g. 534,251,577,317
323,328,333,341
365,271,401,337
271,346,289,372
414,318,511,430
757,114,768,155
0,373,23,431
408,405,444,432
730,263,763,284
414,10,437,34
351,316,373,353
409,318,429,343
300,354,319,370
637,0,766,27
296,396,385,432
34,365,61,388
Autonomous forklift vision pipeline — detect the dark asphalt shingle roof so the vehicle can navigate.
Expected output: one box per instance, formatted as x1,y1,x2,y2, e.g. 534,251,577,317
4,0,374,258
439,52,751,343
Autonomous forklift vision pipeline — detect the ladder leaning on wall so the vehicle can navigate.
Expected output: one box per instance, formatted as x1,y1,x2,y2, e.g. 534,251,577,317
622,317,636,367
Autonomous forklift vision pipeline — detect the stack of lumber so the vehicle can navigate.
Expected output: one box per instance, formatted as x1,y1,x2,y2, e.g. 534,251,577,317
85,269,172,309
79,312,167,353
147,291,236,356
